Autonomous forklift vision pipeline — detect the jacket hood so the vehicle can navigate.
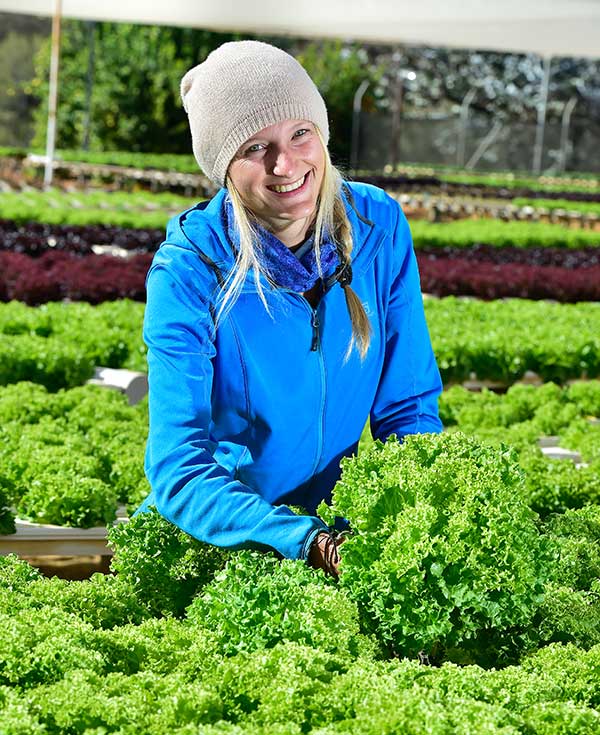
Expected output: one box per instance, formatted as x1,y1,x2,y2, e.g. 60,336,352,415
163,182,395,281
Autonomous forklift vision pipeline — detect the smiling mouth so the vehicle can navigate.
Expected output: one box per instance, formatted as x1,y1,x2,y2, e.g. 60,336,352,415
267,172,308,194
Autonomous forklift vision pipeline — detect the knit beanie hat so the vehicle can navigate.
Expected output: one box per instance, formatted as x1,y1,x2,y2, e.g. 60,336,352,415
181,41,329,188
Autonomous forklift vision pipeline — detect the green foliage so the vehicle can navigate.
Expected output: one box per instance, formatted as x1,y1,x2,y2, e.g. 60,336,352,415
0,483,15,534
438,382,600,516
520,701,600,735
535,584,600,649
0,546,146,631
26,21,381,168
519,643,600,707
389,164,600,193
439,382,566,433
17,473,117,527
108,508,227,617
0,29,45,148
543,506,600,591
321,432,550,661
411,219,600,250
560,420,600,463
0,381,54,424
0,300,146,389
0,381,148,526
25,669,223,733
425,298,600,384
0,607,111,687
438,171,600,194
209,643,349,729
0,686,46,735
566,381,600,417
31,22,238,154
3,298,600,391
512,197,600,215
107,616,222,678
187,550,376,659
1,546,600,732
0,333,95,391
0,554,42,591
0,187,192,228
519,448,600,517
27,148,200,173
520,507,600,649
2,295,600,729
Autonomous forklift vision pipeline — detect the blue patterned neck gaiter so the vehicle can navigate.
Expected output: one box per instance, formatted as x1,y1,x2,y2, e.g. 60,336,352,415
224,197,340,293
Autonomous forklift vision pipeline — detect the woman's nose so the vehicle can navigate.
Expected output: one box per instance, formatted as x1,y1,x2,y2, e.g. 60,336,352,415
271,148,295,177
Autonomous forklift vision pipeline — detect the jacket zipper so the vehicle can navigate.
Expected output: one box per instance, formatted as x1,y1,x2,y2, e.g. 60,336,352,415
292,294,326,482
311,310,320,351
308,302,326,482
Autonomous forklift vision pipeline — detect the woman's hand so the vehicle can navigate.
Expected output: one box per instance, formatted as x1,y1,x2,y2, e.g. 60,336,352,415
308,531,346,578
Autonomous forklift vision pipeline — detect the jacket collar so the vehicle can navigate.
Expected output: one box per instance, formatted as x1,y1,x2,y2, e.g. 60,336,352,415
170,183,385,280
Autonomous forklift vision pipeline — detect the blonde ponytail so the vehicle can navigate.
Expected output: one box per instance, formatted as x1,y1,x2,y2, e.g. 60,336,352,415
322,163,372,361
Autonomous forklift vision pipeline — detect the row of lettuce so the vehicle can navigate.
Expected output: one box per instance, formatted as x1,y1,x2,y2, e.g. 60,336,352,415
418,254,600,302
1,433,600,732
4,248,600,305
0,382,148,533
4,145,599,191
4,219,600,258
1,250,151,305
2,298,600,730
0,374,600,533
2,298,599,389
2,375,599,532
0,300,147,389
2,195,600,303
2,191,600,242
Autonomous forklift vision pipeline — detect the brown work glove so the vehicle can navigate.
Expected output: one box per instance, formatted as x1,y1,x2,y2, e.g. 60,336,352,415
308,531,346,579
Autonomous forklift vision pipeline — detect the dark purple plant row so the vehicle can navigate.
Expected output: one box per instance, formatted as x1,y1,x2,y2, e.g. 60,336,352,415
417,244,600,269
355,175,600,203
2,248,599,306
417,255,600,302
0,250,152,305
0,219,163,256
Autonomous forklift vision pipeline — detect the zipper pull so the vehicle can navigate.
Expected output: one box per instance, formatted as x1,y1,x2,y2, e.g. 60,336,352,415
311,311,320,351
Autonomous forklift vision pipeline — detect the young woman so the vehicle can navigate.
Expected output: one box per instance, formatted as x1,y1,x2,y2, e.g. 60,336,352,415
137,40,443,576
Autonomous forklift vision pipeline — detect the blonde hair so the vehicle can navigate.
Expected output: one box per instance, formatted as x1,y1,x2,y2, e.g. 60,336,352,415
219,129,371,359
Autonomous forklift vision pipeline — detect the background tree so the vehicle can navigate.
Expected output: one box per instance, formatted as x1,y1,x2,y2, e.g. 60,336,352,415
0,14,48,147
29,26,382,168
30,22,241,154
9,14,599,172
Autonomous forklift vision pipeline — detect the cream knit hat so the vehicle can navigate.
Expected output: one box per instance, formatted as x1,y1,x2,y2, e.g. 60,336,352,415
181,41,329,188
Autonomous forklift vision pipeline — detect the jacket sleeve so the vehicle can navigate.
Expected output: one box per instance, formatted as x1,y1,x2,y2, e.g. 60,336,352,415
369,201,443,442
142,245,327,561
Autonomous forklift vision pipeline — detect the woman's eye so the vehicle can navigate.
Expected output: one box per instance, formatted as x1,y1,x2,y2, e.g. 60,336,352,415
293,128,309,139
245,143,263,154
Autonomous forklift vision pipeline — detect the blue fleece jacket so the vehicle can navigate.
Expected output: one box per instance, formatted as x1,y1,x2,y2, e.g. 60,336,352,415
137,181,443,560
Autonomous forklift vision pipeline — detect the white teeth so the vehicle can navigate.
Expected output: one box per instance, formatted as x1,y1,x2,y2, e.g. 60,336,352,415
270,174,306,193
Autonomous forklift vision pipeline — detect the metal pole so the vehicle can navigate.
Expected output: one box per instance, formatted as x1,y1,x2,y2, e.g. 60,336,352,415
44,0,62,190
390,73,404,169
532,56,552,176
350,80,369,173
457,88,476,168
558,96,577,173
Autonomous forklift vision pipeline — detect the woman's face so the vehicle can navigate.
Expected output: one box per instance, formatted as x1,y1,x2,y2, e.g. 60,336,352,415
227,119,326,245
